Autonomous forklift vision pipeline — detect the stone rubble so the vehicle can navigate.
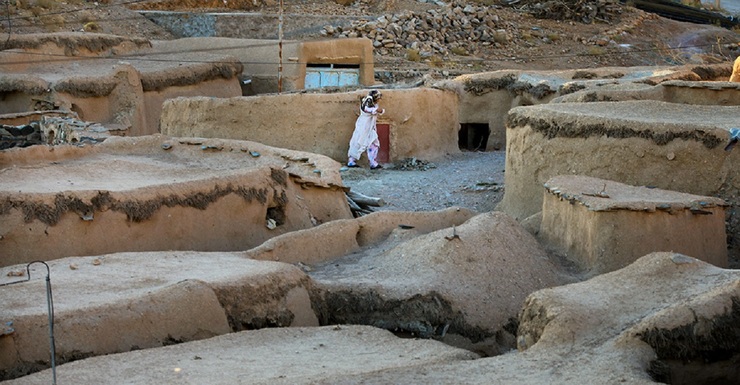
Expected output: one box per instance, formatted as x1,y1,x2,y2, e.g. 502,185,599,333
321,0,624,58
0,116,113,150
323,1,516,57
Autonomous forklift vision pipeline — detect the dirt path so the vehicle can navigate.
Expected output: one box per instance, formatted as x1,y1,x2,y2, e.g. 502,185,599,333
341,150,506,214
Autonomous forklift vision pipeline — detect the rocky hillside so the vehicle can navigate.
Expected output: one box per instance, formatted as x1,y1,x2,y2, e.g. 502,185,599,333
2,0,739,74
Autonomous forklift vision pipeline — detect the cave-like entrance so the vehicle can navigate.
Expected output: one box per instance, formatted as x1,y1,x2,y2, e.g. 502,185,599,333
458,123,490,152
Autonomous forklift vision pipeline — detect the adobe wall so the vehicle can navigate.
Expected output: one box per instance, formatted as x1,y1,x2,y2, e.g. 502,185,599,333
441,63,736,151
554,80,740,105
150,37,374,95
0,33,244,136
0,135,352,267
149,37,301,94
140,77,242,135
499,100,739,222
538,175,727,274
298,38,375,89
160,88,461,162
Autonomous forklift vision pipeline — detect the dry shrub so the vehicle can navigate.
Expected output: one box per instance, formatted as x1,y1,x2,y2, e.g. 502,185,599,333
83,21,101,33
587,46,606,56
429,55,444,67
652,40,690,65
13,0,30,9
77,10,95,24
451,46,468,56
41,14,65,32
406,49,421,62
35,0,56,9
680,0,702,8
547,33,561,42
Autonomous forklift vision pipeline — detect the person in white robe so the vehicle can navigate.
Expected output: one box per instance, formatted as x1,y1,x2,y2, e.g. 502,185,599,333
347,90,384,169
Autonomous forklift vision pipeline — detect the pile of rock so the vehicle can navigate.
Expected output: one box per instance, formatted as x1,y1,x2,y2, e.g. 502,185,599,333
393,157,437,171
322,1,513,57
0,123,41,150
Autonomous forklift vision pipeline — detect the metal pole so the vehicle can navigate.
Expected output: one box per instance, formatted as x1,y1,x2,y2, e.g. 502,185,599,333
278,0,284,93
45,273,56,385
2,261,57,384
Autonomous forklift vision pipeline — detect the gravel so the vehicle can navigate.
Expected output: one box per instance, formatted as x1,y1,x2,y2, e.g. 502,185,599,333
341,150,506,213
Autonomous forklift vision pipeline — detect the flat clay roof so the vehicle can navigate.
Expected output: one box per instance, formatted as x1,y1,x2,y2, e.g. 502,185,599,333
507,100,738,148
0,135,344,195
544,174,726,212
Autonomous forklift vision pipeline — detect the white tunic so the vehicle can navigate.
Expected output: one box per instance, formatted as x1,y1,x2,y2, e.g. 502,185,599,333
347,101,380,160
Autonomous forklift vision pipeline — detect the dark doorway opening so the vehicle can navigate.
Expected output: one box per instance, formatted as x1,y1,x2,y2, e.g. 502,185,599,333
458,123,490,151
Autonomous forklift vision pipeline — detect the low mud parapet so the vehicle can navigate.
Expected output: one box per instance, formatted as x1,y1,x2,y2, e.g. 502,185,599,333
0,135,351,266
160,88,461,162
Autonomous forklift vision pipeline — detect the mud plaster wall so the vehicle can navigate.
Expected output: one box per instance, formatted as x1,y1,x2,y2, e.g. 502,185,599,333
0,170,351,266
446,71,559,151
160,88,460,162
141,77,241,135
448,65,737,151
298,38,375,89
0,65,142,129
556,81,740,106
150,37,373,94
0,164,352,267
657,82,740,106
539,194,727,274
1,34,244,136
499,102,739,222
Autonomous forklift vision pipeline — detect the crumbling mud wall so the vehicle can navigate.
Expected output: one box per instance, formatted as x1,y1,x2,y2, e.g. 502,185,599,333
243,208,565,357
0,33,243,137
160,88,461,162
0,135,352,267
515,252,740,385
